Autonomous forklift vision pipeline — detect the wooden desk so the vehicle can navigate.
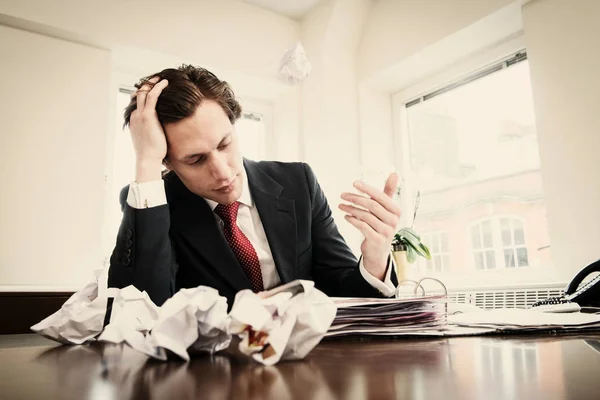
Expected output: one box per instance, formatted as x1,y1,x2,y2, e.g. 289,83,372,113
1,333,600,399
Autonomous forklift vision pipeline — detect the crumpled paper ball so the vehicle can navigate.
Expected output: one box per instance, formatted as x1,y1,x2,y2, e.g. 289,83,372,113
31,279,335,366
277,42,312,85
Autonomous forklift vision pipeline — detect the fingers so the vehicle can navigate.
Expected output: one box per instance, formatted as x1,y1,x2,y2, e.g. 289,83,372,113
344,214,378,240
339,203,392,236
352,179,401,216
383,172,399,198
136,88,148,110
135,76,161,111
144,78,169,111
340,192,396,227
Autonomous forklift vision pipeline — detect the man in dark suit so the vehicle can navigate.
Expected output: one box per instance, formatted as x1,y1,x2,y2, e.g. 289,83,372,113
108,65,401,307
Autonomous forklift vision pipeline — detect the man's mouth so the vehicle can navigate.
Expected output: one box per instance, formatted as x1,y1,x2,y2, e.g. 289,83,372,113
215,176,237,193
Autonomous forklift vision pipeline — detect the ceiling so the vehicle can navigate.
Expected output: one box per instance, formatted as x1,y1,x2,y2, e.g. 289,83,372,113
241,0,325,20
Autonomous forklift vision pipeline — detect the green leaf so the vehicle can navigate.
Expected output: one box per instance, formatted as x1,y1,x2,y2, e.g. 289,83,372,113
401,233,427,258
398,227,420,241
418,242,432,260
393,233,403,244
406,245,417,263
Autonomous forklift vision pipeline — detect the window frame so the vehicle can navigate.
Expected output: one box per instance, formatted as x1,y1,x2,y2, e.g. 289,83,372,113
392,35,528,228
390,34,556,285
468,215,530,271
417,231,451,274
470,219,498,270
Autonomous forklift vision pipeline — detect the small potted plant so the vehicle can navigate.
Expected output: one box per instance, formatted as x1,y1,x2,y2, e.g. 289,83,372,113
392,192,431,281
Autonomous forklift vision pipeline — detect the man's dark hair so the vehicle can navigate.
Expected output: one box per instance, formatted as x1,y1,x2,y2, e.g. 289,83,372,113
123,64,243,128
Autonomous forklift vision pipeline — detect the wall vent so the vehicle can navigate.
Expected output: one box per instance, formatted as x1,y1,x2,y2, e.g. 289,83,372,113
447,286,564,309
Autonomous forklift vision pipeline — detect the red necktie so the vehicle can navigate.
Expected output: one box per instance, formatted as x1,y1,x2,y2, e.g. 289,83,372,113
214,202,264,292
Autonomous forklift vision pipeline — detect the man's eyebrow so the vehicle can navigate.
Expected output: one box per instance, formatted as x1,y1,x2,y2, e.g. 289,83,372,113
182,132,232,161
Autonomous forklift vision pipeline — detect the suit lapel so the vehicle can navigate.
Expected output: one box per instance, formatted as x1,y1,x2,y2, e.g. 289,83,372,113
166,174,252,293
245,160,297,284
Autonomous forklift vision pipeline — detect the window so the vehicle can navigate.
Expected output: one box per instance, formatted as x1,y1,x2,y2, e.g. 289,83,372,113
501,217,528,268
417,232,450,273
471,220,496,270
236,112,266,161
470,217,529,270
398,51,552,288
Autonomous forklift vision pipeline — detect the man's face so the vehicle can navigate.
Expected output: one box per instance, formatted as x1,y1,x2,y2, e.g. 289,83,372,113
163,100,244,204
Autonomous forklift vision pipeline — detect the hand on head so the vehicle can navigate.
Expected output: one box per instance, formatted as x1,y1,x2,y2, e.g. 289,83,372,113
129,76,169,182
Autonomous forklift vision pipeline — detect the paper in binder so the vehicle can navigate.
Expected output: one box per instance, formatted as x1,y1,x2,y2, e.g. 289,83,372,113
326,295,448,338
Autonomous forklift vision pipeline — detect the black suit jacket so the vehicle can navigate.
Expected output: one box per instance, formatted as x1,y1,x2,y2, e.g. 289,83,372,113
108,160,390,307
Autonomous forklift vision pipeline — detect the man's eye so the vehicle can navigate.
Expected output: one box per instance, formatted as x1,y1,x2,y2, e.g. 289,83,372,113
218,142,230,150
190,156,206,165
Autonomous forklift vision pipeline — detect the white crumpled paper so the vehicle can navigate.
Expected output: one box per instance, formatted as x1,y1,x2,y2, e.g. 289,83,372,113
106,286,232,361
228,280,337,366
32,278,335,365
31,280,107,344
277,42,312,85
97,286,160,347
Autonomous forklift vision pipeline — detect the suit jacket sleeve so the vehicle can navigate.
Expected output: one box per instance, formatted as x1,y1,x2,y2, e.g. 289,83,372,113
107,185,178,306
303,163,386,298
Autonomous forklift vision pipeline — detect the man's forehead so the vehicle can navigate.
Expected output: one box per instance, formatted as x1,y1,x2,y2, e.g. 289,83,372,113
164,105,233,155
166,128,232,159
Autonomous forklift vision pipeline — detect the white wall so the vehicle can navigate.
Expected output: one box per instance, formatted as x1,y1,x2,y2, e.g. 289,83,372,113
522,0,600,279
300,0,372,253
0,25,111,290
273,86,302,162
359,0,515,79
0,0,299,83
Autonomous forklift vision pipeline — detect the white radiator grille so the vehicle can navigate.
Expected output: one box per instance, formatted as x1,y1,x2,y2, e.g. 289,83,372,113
448,287,564,309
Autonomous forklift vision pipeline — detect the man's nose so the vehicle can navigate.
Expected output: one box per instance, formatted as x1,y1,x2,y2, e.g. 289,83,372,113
209,154,232,181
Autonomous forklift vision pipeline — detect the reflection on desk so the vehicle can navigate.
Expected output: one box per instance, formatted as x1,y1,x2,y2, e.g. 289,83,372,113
1,334,600,399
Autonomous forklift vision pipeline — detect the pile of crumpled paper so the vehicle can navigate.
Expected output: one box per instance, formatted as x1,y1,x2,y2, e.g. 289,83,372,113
31,280,336,366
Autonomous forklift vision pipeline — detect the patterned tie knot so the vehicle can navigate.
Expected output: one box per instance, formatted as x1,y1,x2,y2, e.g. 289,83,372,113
214,201,240,227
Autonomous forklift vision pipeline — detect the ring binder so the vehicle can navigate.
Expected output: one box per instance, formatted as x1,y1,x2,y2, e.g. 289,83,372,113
396,277,448,317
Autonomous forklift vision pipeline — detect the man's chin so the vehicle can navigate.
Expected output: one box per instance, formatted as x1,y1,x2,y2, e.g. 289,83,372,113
211,185,242,205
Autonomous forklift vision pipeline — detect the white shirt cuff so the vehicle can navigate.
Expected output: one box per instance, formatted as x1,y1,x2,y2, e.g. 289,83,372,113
359,255,396,297
126,180,167,209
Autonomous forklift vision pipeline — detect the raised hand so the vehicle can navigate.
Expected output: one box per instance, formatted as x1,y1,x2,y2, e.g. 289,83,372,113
339,173,401,280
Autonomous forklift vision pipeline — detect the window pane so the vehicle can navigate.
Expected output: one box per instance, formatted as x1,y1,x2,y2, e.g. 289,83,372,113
485,250,496,269
432,235,440,253
434,255,442,272
504,249,516,268
426,261,433,272
517,248,529,267
482,220,493,248
471,225,482,249
443,255,450,271
236,115,266,161
423,234,430,247
408,60,552,287
501,218,512,246
441,233,449,252
474,252,484,270
514,225,525,245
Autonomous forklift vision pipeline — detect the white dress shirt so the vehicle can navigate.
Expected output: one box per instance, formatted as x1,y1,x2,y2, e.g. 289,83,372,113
126,171,396,296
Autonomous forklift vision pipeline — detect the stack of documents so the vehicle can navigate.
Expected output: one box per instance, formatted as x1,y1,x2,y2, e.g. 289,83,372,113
326,295,448,338
449,308,600,333
326,298,600,338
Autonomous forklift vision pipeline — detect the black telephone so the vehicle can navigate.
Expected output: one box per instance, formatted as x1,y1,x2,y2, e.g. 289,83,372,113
532,258,600,309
